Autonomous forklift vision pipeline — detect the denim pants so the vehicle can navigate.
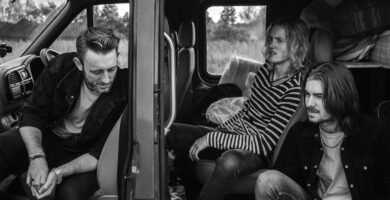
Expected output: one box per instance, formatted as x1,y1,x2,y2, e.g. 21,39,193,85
255,170,311,200
167,123,267,200
0,128,98,200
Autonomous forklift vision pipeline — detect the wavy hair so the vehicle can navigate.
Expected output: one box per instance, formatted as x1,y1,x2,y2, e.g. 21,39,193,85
303,62,360,134
76,27,120,60
265,17,310,71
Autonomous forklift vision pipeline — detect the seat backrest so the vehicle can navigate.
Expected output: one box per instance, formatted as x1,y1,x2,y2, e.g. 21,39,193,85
39,48,60,67
377,100,390,121
219,56,262,92
176,21,196,110
96,115,122,198
310,29,333,62
271,102,307,166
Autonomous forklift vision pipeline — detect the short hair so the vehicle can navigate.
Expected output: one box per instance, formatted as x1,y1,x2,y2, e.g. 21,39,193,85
76,27,120,60
303,62,360,133
265,17,310,71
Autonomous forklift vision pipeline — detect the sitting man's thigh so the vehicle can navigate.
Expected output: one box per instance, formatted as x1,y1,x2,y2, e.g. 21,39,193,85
56,171,98,200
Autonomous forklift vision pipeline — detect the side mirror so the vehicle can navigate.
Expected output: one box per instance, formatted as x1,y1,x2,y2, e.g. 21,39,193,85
0,43,12,58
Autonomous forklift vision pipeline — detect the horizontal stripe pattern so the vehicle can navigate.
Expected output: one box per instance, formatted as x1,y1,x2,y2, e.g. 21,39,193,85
206,65,302,156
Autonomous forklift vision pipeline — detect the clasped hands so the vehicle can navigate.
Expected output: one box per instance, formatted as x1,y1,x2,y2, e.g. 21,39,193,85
26,158,60,199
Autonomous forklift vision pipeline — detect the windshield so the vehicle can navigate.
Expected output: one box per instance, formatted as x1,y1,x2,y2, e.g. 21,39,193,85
0,0,67,64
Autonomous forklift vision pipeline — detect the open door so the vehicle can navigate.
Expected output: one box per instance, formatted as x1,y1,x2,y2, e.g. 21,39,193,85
117,0,164,200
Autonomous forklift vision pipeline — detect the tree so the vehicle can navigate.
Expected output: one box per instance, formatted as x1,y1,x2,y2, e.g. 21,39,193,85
25,0,41,22
239,6,256,24
39,2,57,20
206,10,212,24
219,6,236,26
100,4,119,21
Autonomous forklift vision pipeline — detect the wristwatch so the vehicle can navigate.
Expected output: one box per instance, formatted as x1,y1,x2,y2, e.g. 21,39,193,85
52,168,63,184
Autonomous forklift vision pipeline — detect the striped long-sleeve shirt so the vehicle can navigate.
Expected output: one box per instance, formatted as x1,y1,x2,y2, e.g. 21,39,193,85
206,65,302,156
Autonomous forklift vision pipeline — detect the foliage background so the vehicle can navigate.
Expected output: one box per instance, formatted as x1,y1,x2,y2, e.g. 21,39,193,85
0,1,129,66
206,6,266,74
0,2,265,74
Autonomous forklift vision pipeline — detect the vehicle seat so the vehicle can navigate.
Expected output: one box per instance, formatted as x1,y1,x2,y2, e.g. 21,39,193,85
95,115,122,199
176,21,196,111
310,28,333,63
39,48,60,67
377,100,390,121
218,56,261,92
194,103,307,194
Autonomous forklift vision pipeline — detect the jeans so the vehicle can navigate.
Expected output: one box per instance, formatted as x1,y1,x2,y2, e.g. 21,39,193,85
167,123,267,200
255,170,311,200
0,128,98,200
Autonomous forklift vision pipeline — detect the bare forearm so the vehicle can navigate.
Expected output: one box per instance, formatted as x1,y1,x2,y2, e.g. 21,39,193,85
56,153,98,178
19,126,44,155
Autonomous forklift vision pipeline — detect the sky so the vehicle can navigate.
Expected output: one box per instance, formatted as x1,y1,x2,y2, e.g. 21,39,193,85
208,7,224,22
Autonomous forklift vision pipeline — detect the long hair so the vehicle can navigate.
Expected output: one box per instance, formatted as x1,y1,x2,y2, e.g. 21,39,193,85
303,62,360,133
265,17,310,71
76,27,120,60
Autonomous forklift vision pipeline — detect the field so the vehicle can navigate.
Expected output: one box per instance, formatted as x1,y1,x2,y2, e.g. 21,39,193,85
207,40,264,75
0,38,263,75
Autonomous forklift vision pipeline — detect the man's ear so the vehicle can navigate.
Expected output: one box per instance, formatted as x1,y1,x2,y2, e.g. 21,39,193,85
73,57,83,71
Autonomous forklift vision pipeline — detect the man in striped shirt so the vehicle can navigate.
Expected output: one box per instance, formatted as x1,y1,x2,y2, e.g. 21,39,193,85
167,17,311,200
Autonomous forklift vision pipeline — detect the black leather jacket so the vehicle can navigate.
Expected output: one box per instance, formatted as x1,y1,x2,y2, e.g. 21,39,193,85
274,115,390,200
19,52,128,159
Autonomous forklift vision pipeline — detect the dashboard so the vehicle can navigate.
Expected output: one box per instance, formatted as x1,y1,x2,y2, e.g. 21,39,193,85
0,55,45,131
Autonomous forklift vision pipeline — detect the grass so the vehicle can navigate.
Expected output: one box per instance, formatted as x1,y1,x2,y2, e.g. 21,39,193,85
207,40,264,75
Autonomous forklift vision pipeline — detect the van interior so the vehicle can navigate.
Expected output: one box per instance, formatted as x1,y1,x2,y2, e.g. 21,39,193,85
0,0,389,199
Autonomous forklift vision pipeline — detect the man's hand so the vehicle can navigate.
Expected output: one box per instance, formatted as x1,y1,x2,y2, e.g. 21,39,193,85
26,158,49,190
31,170,58,199
189,135,208,161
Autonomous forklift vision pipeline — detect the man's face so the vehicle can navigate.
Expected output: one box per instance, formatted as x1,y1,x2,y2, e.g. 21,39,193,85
266,25,290,65
304,79,333,124
75,49,118,96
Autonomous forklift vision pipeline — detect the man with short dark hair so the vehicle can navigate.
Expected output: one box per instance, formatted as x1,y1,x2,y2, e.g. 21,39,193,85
0,27,127,200
255,62,390,200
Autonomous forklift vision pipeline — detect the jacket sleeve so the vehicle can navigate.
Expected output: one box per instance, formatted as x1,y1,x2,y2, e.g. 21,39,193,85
373,120,390,200
273,122,304,185
19,65,56,131
206,86,301,156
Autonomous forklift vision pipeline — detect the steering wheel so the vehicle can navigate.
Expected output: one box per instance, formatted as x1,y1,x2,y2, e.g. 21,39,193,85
40,48,60,67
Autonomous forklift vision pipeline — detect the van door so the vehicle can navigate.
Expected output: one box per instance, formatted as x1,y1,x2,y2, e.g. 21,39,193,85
118,0,164,199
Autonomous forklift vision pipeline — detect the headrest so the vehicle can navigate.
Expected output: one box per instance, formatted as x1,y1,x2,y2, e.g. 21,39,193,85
178,21,196,48
219,57,262,92
310,29,333,62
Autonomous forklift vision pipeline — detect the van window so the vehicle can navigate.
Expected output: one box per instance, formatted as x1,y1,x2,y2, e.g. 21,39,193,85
50,3,129,68
94,3,129,68
0,0,67,64
50,9,87,52
206,6,266,75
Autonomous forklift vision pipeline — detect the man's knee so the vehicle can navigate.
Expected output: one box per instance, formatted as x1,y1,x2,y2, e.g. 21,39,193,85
256,170,284,191
215,150,245,176
0,128,28,179
56,172,98,200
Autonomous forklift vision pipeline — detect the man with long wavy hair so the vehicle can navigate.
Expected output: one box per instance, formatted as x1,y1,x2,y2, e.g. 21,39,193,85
255,62,390,200
167,17,311,200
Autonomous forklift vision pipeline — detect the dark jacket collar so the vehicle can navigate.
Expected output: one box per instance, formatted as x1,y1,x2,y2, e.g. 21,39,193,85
301,117,360,138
